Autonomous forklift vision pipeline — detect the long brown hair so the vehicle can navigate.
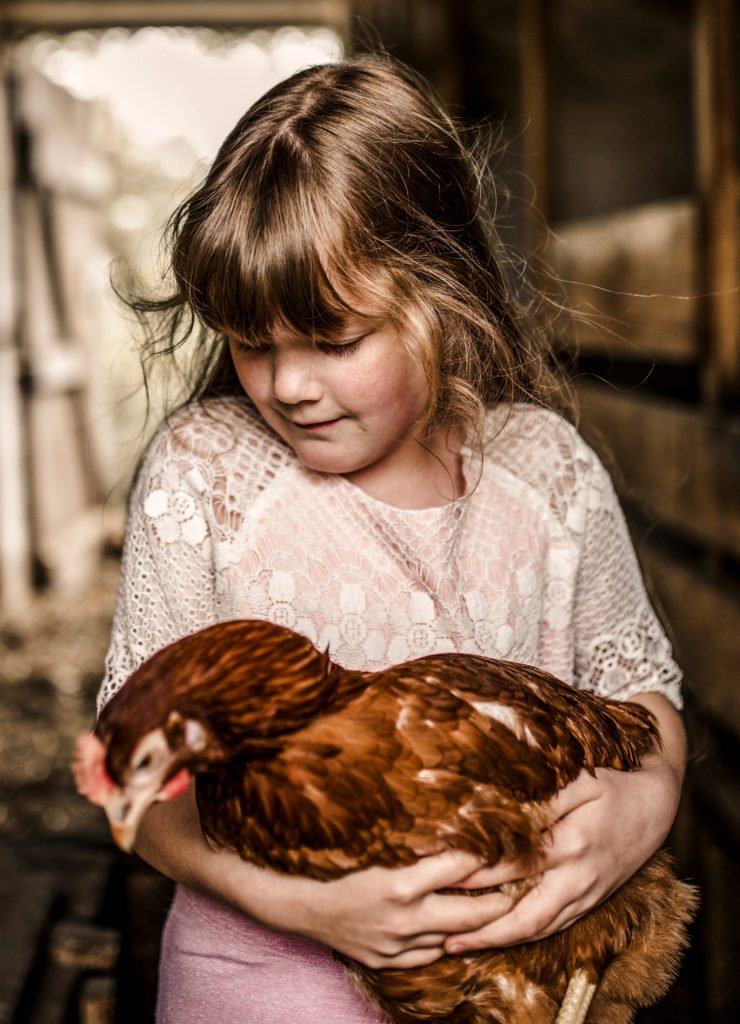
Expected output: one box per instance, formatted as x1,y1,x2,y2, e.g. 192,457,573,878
126,53,571,447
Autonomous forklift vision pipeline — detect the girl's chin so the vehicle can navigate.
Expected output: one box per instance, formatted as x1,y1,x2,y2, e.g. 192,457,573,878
295,451,369,476
289,437,381,477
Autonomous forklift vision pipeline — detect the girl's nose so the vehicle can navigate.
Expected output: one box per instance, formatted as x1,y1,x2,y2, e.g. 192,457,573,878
271,348,322,406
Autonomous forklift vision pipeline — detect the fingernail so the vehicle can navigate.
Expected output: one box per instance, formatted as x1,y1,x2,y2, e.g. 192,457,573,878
448,942,465,954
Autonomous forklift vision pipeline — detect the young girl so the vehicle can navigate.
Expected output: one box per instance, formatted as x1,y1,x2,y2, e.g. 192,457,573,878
100,55,686,1024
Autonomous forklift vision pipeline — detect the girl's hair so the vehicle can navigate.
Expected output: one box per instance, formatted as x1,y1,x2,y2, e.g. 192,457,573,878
128,53,571,447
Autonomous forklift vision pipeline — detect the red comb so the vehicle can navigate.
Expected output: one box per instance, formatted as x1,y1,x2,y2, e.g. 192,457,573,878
73,733,116,806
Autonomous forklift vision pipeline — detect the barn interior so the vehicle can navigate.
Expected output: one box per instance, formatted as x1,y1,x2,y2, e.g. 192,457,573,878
0,1,738,1022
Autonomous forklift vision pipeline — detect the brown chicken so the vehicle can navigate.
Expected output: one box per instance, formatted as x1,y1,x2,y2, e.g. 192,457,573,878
75,619,697,1024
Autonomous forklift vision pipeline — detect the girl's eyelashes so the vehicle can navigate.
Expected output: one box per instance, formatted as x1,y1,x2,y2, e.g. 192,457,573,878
228,338,270,355
315,335,367,357
231,333,370,357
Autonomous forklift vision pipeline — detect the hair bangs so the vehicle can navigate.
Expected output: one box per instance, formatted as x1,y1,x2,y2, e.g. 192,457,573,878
176,131,379,346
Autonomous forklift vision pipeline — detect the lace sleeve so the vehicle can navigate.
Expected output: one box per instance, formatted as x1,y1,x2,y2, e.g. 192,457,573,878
97,424,218,713
572,447,683,709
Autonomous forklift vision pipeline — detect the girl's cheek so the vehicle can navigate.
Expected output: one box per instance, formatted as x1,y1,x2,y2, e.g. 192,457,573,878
232,356,268,401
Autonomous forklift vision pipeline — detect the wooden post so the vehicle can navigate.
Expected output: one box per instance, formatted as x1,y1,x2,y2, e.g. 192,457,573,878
0,59,32,613
519,0,550,249
350,0,462,105
694,0,739,407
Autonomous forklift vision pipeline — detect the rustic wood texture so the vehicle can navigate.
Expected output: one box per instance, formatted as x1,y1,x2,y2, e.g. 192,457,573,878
0,74,31,611
0,0,350,32
695,0,740,406
549,201,700,362
12,67,108,592
351,0,463,104
636,542,740,735
576,380,740,736
50,921,121,971
519,0,550,240
0,852,57,1024
678,737,740,1024
577,381,740,560
79,977,117,1024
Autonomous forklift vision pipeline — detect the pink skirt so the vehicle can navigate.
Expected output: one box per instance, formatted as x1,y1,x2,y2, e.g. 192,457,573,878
157,885,388,1024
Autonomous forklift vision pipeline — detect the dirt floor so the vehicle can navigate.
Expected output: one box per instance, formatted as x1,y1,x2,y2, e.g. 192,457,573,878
0,557,121,840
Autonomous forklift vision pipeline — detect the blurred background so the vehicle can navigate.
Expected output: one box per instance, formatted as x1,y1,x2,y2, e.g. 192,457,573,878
0,1,737,1021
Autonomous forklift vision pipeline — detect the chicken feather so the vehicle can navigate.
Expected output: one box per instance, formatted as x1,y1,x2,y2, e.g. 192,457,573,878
79,619,697,1024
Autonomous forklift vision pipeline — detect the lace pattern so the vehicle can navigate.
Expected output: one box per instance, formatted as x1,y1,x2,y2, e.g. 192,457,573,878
99,397,683,712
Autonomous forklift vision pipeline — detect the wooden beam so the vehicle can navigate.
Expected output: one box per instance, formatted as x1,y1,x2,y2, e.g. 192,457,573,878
550,200,700,362
577,381,740,562
637,539,740,736
519,0,550,245
0,1,349,33
695,0,740,406
0,64,32,611
350,0,462,105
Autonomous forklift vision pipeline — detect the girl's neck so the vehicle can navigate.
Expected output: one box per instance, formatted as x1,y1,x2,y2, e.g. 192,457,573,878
342,430,467,510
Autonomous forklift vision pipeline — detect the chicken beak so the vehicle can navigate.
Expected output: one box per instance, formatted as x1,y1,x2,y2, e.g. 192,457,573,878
103,784,159,852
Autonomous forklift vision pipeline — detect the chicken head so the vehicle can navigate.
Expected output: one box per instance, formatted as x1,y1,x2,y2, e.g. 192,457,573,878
74,711,207,850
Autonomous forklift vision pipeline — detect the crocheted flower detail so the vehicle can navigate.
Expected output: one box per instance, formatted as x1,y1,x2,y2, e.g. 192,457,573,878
144,488,207,546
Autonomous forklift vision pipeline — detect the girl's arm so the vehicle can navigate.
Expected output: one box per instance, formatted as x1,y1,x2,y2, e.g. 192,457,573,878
431,435,686,953
135,691,683,965
135,791,514,969
441,692,686,953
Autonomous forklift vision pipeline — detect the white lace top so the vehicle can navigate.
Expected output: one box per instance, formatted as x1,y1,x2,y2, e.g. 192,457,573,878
99,396,683,712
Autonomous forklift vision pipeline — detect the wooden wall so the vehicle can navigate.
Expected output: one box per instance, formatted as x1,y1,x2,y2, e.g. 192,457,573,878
511,2,739,1019
0,0,737,1019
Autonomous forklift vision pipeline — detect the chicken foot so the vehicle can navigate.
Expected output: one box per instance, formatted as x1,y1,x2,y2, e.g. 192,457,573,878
554,970,597,1024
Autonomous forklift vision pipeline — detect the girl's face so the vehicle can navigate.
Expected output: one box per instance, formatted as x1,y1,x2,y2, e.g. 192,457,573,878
228,315,434,493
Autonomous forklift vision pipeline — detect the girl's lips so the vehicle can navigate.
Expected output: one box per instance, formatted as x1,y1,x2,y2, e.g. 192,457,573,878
291,417,343,431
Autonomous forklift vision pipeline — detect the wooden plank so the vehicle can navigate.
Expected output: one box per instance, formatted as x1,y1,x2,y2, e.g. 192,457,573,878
577,381,740,561
17,69,113,204
0,69,31,612
695,0,740,406
636,540,740,736
0,846,58,1024
1,1,350,31
351,0,462,104
50,921,121,971
79,977,117,1024
550,200,700,361
25,922,121,1024
519,0,550,244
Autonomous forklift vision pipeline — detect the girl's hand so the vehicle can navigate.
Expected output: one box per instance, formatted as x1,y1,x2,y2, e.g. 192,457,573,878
264,850,516,969
137,787,513,969
443,693,686,954
136,693,684,965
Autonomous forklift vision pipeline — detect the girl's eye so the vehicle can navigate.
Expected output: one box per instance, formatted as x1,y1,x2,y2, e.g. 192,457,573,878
316,336,366,358
135,754,153,772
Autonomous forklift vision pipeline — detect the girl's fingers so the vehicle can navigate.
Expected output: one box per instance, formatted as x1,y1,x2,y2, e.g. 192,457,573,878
443,892,553,952
442,866,592,952
447,857,532,890
396,849,484,900
420,889,516,935
402,930,449,947
373,945,446,970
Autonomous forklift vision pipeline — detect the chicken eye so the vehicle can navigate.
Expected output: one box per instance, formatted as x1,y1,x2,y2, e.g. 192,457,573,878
134,753,153,772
